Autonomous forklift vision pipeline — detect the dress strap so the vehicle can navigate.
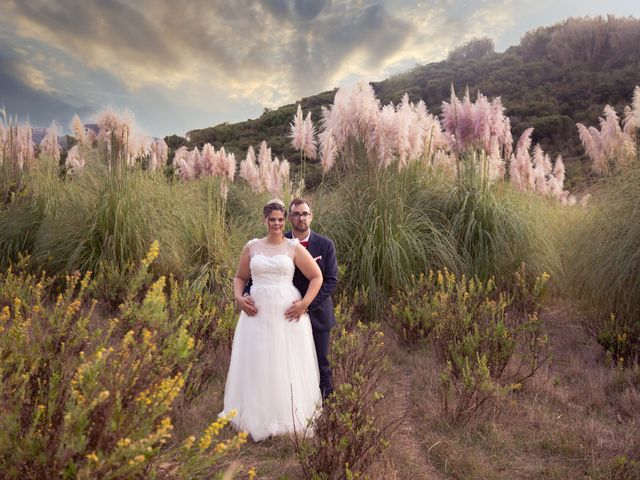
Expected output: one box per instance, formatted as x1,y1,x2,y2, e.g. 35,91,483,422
286,238,299,258
246,238,259,257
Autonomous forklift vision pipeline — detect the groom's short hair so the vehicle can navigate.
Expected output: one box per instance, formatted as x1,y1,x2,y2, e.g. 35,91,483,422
289,197,311,212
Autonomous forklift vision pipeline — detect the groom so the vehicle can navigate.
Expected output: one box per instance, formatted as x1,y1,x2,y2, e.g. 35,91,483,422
284,198,338,400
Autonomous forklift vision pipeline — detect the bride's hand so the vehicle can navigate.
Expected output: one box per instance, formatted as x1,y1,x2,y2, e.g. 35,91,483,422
236,295,258,316
285,300,308,322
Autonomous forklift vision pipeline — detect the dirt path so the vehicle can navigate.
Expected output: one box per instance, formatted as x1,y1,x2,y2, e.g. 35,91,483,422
376,329,448,480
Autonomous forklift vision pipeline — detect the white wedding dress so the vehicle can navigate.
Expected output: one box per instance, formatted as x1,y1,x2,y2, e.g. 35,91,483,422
221,238,321,441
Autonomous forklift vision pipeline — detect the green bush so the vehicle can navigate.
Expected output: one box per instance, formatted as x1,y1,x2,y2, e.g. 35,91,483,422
0,159,65,268
391,266,550,424
32,165,188,276
293,294,397,479
0,244,245,479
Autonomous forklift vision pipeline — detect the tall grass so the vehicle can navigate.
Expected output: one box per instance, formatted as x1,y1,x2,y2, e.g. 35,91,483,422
0,163,244,302
565,162,640,361
0,158,63,267
316,164,462,316
31,165,187,276
316,154,563,316
180,177,239,291
445,151,563,285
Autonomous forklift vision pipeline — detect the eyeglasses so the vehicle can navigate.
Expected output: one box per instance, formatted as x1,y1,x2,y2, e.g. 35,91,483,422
290,212,311,219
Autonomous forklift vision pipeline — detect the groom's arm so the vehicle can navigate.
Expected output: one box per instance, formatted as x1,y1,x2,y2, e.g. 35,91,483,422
308,239,338,311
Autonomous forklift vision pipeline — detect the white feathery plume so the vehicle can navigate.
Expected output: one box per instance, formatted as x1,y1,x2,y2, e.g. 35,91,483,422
319,129,337,173
240,145,261,192
532,144,548,194
302,111,317,159
40,121,61,162
290,104,305,152
70,114,87,145
172,146,188,167
201,143,216,176
65,145,85,173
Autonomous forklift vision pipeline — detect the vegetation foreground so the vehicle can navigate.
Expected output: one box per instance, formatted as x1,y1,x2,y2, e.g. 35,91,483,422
1,64,639,480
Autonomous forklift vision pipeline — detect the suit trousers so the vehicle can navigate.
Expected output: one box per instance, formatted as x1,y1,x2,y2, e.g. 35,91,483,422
312,328,333,399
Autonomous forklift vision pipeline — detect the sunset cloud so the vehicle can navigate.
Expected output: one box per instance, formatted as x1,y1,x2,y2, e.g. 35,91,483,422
0,0,637,135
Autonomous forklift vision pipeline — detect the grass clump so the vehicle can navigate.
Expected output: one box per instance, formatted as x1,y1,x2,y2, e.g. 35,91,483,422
565,162,640,364
445,151,563,285
317,165,461,316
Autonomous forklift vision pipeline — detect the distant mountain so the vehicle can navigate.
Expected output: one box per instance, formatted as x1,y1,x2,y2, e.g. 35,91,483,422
182,15,640,185
32,124,100,150
32,127,71,150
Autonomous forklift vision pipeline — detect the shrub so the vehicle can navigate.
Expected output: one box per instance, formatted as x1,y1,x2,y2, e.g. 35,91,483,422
391,266,550,424
0,244,244,478
293,294,398,479
165,274,237,401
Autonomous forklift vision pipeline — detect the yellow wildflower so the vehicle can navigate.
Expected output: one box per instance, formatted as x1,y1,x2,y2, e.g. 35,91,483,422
142,240,160,267
117,438,132,448
183,435,196,450
199,433,213,452
248,467,257,480
86,452,99,463
65,300,82,318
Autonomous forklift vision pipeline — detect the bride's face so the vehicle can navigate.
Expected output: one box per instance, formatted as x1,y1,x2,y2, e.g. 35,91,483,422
264,209,286,235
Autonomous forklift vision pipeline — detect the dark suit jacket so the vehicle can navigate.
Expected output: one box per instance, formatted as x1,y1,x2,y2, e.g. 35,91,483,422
285,230,338,332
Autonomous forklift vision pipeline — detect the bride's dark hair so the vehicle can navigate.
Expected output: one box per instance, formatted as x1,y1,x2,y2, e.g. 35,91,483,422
263,198,287,218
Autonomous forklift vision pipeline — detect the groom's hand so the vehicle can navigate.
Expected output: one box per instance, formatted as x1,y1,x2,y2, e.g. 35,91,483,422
285,300,307,322
236,295,258,316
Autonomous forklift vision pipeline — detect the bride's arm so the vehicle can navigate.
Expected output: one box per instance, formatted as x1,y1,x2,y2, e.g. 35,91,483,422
286,244,323,321
234,245,257,316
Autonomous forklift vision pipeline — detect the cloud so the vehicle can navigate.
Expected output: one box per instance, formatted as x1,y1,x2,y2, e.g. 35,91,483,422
0,55,94,127
3,0,420,103
0,0,525,134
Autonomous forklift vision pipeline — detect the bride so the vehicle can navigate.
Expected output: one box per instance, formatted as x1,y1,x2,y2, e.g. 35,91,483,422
221,199,323,441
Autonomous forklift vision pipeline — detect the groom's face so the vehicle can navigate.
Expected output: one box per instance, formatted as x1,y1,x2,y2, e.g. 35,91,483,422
289,202,312,234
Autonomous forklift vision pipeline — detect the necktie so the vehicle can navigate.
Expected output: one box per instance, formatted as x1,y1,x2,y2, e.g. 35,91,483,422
300,240,309,248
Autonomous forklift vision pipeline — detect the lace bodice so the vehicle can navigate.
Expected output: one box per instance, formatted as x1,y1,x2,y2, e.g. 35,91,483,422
247,238,299,288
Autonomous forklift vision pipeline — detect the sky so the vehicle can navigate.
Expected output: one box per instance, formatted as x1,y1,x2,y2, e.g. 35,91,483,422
1,0,639,138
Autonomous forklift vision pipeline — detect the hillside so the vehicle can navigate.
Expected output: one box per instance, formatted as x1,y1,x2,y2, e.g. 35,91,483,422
181,15,640,186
